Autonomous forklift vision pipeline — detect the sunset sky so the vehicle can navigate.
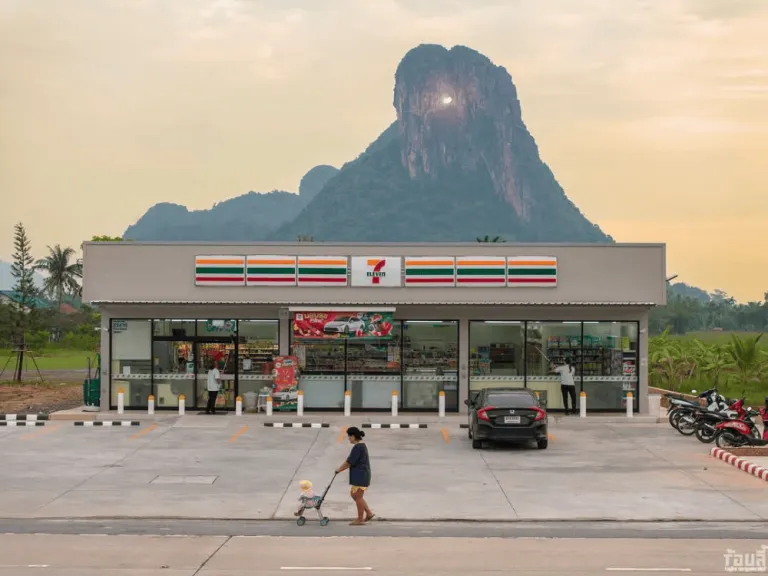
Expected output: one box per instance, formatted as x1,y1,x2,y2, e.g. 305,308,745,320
1,0,767,301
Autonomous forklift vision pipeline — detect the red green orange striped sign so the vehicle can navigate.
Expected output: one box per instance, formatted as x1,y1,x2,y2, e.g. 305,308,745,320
404,257,455,286
246,256,297,286
297,257,348,286
507,256,557,286
456,257,506,286
195,256,245,286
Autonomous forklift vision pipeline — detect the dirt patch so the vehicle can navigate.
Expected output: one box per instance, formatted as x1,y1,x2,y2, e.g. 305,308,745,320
0,382,83,414
728,447,768,458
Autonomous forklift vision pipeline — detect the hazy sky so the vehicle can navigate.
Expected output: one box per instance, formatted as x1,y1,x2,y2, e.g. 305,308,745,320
1,0,767,301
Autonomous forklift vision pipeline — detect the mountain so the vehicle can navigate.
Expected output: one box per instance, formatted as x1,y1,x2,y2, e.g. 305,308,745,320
123,165,339,241
125,44,609,243
669,282,711,302
271,44,610,242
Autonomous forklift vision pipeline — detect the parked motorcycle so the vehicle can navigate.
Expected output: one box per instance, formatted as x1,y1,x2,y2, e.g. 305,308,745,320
670,389,730,435
693,398,746,443
714,399,768,449
666,388,726,431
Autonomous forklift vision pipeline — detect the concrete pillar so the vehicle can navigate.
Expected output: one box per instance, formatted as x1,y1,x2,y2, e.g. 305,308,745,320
99,313,110,411
279,309,290,356
638,311,649,414
459,318,469,414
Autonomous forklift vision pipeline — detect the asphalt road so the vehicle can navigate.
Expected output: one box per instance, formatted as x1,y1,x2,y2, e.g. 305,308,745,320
1,533,766,575
0,518,767,539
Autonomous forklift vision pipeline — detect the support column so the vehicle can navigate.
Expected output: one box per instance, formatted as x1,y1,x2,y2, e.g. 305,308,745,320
99,313,110,412
459,318,469,414
638,312,649,414
279,309,290,356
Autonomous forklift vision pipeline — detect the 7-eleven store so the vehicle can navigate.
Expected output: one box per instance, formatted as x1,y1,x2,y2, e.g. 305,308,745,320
82,241,666,414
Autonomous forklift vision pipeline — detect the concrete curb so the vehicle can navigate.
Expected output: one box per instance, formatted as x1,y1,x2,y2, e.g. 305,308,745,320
73,421,141,427
0,421,46,427
264,423,329,428
710,447,768,482
0,414,49,421
363,423,428,429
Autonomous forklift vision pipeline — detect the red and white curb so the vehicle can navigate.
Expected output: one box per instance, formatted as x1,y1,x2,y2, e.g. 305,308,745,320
710,447,768,481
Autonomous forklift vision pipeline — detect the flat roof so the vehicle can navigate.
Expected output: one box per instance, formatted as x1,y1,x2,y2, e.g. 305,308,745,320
83,241,666,248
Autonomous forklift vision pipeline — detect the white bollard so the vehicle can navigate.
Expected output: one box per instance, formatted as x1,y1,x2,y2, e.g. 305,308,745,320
391,390,398,417
438,390,446,418
178,394,186,416
266,396,273,417
117,389,124,415
297,390,304,416
148,394,155,415
235,396,242,416
626,391,633,418
579,391,587,418
344,390,351,417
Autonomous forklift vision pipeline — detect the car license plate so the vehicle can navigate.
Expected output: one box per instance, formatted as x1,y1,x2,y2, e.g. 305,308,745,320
504,416,521,424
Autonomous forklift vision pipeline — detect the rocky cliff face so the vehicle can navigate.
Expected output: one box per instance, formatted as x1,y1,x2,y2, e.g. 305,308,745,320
395,45,548,221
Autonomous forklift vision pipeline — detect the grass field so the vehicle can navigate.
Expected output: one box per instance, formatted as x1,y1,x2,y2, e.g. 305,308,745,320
0,348,96,371
667,330,766,345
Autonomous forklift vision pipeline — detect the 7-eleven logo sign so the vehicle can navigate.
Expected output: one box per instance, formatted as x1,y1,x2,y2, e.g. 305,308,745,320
367,259,387,284
351,256,402,287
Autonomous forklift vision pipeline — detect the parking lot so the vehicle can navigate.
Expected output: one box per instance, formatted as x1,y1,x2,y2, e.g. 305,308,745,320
0,414,766,522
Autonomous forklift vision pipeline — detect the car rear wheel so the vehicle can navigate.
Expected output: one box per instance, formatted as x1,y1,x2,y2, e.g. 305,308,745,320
537,438,548,450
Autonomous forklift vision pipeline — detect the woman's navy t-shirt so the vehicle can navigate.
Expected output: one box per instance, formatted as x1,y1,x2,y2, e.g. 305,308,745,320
346,442,371,487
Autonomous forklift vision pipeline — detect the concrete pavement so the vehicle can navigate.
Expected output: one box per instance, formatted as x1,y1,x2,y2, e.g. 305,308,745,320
0,415,766,522
1,534,766,574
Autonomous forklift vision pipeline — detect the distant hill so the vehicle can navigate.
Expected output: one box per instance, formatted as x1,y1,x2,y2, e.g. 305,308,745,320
123,165,339,241
0,261,44,291
669,282,711,302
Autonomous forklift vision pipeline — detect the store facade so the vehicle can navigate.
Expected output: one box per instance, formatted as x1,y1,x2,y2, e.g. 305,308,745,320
82,242,666,414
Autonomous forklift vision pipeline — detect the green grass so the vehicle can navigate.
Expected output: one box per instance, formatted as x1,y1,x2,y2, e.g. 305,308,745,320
0,348,96,371
666,330,766,346
656,376,767,408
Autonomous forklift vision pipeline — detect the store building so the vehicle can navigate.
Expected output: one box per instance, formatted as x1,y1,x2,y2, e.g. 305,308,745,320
82,242,666,414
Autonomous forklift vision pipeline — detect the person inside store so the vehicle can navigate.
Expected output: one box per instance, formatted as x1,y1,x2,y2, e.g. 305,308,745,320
205,359,221,414
551,359,577,415
335,426,374,526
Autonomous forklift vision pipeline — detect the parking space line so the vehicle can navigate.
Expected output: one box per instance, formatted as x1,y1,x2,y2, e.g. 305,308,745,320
441,427,451,444
19,424,61,441
337,426,347,443
228,425,248,443
129,423,158,440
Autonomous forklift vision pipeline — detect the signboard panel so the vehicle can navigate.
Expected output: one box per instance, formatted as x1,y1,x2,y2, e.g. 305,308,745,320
292,311,395,340
350,256,402,287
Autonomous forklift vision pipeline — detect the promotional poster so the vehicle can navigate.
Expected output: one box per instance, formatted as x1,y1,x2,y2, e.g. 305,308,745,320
292,311,395,340
271,355,299,411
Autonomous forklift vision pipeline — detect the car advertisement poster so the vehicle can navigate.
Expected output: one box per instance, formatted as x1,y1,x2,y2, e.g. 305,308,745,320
292,311,395,340
272,355,298,411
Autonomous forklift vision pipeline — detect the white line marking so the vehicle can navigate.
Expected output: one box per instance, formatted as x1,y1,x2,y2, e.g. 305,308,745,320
371,424,381,429
606,569,691,572
281,568,372,571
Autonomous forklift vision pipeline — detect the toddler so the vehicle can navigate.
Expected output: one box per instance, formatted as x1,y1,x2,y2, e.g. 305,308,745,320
295,479,317,516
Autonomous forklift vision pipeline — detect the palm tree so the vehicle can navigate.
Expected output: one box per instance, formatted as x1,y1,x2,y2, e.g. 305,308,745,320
476,235,505,243
724,333,765,385
34,245,82,311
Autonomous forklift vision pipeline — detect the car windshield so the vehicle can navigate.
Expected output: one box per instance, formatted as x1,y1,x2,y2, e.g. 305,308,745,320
485,393,536,408
334,316,352,322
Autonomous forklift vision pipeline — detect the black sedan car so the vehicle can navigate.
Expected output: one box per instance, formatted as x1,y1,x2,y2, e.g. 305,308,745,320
465,388,548,450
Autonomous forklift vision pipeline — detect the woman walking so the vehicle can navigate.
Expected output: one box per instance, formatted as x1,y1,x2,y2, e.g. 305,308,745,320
335,426,374,526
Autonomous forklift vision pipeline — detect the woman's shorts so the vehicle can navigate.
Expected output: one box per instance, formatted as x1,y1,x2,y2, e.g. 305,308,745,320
350,486,368,495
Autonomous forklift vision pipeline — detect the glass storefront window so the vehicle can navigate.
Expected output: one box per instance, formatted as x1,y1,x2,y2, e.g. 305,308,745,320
110,319,152,408
525,322,583,410
582,322,638,410
153,319,196,338
469,321,525,402
294,340,346,409
152,340,194,408
238,320,279,410
347,323,402,409
197,342,236,409
402,321,458,410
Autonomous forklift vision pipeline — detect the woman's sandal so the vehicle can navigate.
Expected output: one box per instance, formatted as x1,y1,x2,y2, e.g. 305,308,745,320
365,514,376,522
